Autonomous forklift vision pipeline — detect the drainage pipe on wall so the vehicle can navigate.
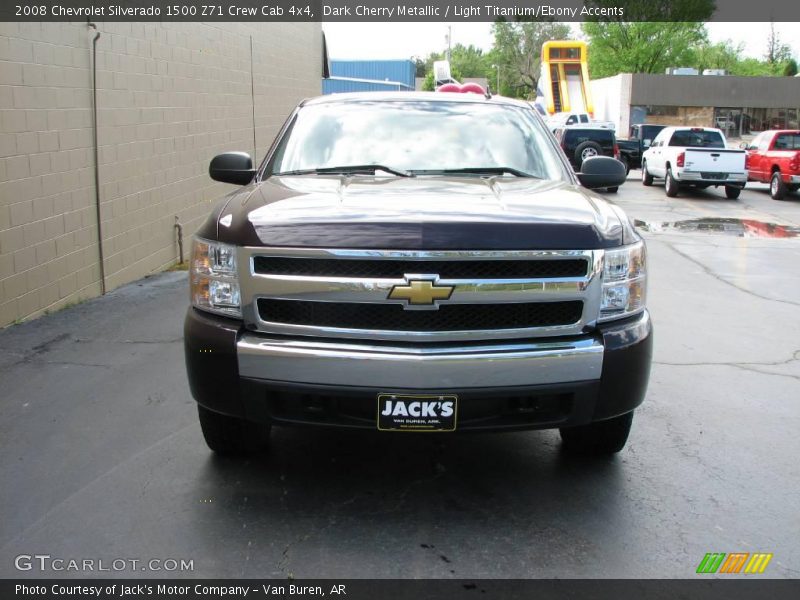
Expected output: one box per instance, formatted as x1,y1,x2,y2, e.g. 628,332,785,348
88,22,106,295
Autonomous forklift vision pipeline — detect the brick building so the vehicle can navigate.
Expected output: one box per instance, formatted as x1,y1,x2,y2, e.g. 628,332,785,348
0,21,322,327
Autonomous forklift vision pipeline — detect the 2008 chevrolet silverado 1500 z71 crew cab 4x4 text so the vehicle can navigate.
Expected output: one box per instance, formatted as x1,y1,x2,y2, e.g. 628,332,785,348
641,127,747,199
184,92,651,457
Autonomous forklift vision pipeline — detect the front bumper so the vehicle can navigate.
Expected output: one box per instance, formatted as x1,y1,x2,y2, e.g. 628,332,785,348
184,308,652,432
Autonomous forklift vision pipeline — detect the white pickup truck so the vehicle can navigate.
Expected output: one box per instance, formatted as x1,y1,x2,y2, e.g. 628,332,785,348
546,111,615,133
640,127,747,198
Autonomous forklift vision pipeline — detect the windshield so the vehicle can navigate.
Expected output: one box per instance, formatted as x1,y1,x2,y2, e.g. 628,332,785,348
668,130,725,148
269,100,566,180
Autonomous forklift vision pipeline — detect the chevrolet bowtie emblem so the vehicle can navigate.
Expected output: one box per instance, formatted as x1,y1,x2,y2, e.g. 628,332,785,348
388,279,454,306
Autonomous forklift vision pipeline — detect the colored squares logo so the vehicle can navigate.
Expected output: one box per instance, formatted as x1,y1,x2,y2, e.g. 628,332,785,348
697,553,773,574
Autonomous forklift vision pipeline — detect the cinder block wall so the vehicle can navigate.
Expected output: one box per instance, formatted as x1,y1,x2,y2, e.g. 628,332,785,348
0,21,321,327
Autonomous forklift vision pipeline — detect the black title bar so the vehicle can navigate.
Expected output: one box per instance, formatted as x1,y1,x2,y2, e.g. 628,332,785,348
4,580,800,600
3,0,800,22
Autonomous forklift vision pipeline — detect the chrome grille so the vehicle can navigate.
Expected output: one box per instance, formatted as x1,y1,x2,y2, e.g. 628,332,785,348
239,247,604,343
257,299,584,332
253,256,589,279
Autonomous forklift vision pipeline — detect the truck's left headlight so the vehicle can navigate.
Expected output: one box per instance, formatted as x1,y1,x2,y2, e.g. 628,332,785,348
599,241,646,322
190,237,242,318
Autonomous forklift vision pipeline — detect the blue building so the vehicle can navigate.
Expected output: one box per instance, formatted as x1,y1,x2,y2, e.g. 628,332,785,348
323,59,416,94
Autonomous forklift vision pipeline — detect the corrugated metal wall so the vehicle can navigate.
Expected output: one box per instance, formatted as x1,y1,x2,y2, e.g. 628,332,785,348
330,60,416,89
322,78,409,94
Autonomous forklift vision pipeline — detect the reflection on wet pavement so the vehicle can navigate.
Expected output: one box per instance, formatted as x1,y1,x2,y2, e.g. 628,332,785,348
634,218,800,238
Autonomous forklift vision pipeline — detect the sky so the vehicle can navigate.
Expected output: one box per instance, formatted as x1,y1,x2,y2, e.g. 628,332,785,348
322,22,800,64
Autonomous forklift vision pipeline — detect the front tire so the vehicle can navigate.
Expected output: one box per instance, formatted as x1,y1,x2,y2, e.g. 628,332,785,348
770,171,787,200
641,161,653,186
560,412,634,455
665,167,679,197
619,155,630,175
198,405,271,455
725,185,742,199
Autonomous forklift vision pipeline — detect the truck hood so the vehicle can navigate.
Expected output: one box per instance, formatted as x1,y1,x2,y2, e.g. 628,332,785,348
207,175,626,250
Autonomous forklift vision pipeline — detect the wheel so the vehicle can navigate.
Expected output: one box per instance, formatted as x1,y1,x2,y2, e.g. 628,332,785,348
574,141,602,167
606,186,619,193
560,412,634,455
665,167,679,197
197,405,270,455
641,161,654,186
725,185,741,199
770,171,787,200
619,155,630,175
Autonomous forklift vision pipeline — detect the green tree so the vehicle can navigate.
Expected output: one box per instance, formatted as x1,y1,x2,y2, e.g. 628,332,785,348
412,56,426,78
450,44,491,78
418,44,491,82
490,20,572,98
690,40,743,73
765,22,793,70
581,0,714,77
783,59,799,77
421,65,463,91
728,58,774,77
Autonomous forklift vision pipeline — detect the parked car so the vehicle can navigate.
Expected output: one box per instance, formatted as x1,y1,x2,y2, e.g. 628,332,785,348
641,127,747,198
546,111,616,133
742,130,800,199
185,92,648,457
553,126,621,192
617,124,666,173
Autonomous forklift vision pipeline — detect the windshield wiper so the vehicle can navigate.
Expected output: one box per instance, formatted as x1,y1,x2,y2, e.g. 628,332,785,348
409,167,539,178
274,164,412,177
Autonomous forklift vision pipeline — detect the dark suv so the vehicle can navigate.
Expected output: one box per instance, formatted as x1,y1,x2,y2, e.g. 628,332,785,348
554,127,620,190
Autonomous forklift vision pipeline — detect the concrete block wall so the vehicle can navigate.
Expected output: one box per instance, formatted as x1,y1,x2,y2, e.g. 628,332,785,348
0,21,321,327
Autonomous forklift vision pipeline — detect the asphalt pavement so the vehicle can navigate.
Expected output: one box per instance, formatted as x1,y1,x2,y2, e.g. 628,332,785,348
1,175,799,579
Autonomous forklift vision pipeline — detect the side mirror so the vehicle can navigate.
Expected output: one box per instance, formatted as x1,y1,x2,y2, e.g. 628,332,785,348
738,142,749,150
642,139,652,148
209,152,255,185
576,156,627,190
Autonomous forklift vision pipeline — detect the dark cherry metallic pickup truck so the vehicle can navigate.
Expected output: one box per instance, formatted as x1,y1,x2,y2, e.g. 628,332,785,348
743,130,800,199
184,92,651,457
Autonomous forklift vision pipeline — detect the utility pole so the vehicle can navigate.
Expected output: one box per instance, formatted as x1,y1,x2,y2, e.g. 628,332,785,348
492,64,500,93
445,26,451,62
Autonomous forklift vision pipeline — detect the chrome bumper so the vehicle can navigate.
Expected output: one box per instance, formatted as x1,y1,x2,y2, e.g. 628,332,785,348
677,171,747,183
789,175,800,184
237,335,604,389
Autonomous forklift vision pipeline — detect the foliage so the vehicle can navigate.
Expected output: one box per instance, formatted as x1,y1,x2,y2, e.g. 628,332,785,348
581,0,713,77
489,20,572,98
421,65,464,91
783,59,798,77
417,44,491,83
689,40,744,73
728,57,775,77
765,22,793,67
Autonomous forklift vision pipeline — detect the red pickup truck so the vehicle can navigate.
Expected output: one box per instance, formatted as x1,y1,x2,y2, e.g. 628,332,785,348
743,130,800,199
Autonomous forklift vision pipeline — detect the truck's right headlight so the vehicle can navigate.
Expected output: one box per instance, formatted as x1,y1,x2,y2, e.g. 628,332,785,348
599,241,646,322
190,237,242,318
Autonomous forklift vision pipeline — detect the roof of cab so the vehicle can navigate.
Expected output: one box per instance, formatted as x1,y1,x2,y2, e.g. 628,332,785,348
301,91,534,110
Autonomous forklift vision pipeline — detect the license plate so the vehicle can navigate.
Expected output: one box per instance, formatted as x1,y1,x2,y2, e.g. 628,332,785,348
377,394,457,432
701,172,727,180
